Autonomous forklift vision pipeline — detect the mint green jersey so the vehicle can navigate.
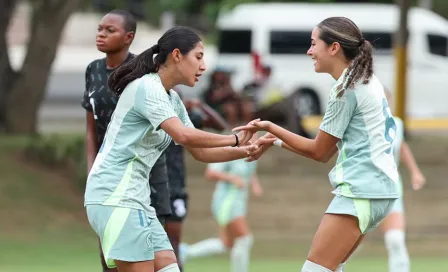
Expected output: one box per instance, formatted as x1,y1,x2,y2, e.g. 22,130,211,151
85,73,194,217
319,70,399,199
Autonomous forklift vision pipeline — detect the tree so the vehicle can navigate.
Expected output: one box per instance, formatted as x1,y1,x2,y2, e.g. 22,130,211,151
0,0,82,134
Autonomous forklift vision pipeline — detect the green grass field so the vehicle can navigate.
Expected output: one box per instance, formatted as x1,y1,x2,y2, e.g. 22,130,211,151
0,239,447,272
0,134,447,272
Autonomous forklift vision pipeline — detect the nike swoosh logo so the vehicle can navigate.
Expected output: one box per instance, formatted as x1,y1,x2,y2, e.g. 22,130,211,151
88,90,95,97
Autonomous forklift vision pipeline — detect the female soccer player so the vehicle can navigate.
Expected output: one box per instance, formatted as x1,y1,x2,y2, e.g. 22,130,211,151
179,134,263,272
82,10,171,272
84,26,264,272
379,90,426,272
234,17,400,272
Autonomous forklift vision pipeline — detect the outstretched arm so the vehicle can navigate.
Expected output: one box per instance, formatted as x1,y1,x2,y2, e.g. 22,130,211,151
160,117,254,148
246,132,338,163
236,121,339,162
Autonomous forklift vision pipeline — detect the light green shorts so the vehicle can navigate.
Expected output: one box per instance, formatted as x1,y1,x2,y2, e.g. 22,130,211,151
86,204,173,268
211,190,247,226
390,177,404,214
325,195,396,234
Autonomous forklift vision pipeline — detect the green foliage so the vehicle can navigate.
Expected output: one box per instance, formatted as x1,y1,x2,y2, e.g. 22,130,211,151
24,134,87,190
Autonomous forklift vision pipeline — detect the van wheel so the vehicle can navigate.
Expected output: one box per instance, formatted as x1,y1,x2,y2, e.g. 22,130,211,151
293,89,321,117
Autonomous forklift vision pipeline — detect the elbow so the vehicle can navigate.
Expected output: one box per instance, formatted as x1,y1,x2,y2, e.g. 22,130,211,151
190,148,208,163
312,151,328,163
172,130,192,147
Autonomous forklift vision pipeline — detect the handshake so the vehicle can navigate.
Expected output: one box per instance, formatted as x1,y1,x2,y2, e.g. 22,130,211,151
231,119,279,162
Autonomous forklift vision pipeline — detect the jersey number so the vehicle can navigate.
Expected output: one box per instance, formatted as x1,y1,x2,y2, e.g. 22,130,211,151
382,98,397,154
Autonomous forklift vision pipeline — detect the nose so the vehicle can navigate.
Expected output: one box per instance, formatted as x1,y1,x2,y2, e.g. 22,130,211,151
199,59,206,72
97,30,106,38
307,46,313,56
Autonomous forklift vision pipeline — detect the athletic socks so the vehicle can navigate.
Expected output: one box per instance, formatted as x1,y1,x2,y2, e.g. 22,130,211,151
230,234,253,272
180,238,226,262
385,229,410,272
157,263,180,272
302,260,332,272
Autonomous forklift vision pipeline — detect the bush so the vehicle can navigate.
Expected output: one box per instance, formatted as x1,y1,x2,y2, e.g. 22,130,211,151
24,134,87,191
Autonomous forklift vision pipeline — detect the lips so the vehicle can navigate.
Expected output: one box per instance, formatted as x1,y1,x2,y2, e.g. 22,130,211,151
195,73,202,82
96,40,106,46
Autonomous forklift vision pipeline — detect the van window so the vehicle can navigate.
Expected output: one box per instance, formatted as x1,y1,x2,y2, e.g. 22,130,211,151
218,30,252,54
270,31,310,54
363,32,393,52
427,34,448,57
269,31,393,54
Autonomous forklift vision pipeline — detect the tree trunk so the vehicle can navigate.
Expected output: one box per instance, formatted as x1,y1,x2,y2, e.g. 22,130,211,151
0,0,18,132
4,0,82,134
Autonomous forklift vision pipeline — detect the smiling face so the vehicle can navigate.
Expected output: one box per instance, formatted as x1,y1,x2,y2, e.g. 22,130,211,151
96,14,134,53
307,27,340,74
173,41,206,87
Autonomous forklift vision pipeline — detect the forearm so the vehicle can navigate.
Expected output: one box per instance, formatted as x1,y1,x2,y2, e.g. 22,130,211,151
268,124,316,159
188,146,248,163
401,142,422,174
181,127,237,148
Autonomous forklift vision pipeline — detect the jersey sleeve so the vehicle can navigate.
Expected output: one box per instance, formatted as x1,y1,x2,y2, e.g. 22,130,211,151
134,79,178,130
81,63,93,112
319,93,356,139
172,91,195,129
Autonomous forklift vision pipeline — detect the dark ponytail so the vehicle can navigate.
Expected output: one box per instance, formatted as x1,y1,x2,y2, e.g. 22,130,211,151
342,39,374,94
108,44,159,97
317,17,374,97
108,26,201,97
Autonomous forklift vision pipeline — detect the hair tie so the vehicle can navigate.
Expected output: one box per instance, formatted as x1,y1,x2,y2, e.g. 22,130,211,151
151,44,160,53
358,37,366,47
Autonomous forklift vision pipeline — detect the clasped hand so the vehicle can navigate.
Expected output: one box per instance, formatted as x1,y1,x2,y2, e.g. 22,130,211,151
232,119,277,162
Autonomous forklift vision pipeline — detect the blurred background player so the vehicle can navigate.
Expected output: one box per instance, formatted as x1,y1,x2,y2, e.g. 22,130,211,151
164,93,230,271
379,89,426,272
81,10,171,272
179,134,263,272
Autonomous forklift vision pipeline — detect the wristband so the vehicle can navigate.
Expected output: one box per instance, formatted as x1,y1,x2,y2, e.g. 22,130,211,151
232,134,239,147
273,139,283,147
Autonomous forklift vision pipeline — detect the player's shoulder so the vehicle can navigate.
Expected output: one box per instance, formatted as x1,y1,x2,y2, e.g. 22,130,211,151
85,58,106,72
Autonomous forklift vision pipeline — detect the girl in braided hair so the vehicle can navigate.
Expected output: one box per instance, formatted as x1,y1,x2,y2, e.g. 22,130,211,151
233,17,400,272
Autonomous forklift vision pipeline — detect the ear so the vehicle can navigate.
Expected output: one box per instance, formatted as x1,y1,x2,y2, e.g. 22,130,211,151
171,48,182,63
124,32,135,45
329,42,341,56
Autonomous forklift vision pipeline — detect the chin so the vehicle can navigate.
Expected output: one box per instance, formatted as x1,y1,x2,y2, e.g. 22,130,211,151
97,47,111,54
185,81,195,87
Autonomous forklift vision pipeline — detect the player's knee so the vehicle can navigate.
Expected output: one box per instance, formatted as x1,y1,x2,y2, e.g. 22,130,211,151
231,234,253,256
385,229,407,252
157,263,181,272
155,250,178,271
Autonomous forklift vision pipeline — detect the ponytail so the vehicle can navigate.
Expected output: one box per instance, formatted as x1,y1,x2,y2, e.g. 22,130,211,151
339,39,374,97
108,44,160,97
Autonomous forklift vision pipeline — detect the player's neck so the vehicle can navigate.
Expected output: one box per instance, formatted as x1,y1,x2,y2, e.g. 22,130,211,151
329,60,349,81
105,50,129,69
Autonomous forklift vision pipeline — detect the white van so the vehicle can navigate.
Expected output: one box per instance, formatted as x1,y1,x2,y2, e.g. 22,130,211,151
214,3,448,118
